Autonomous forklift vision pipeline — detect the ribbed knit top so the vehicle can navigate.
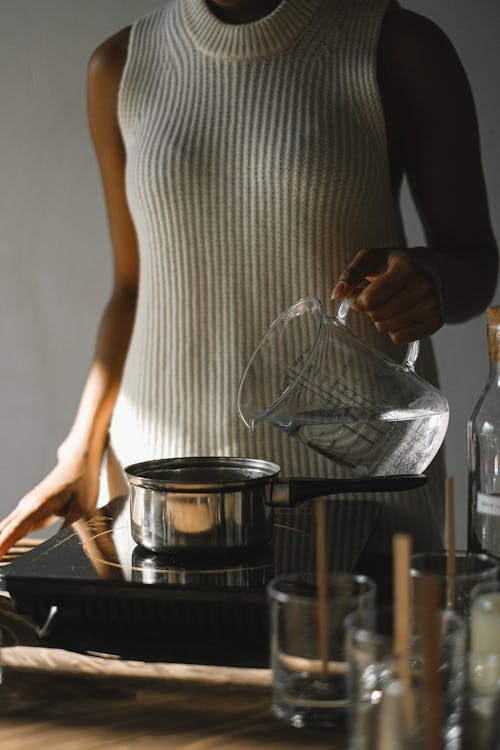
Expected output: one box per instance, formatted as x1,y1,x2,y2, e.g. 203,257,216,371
110,0,444,548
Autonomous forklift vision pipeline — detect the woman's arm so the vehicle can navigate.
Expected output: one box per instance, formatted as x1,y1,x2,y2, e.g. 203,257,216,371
59,27,137,470
332,7,498,341
0,28,136,557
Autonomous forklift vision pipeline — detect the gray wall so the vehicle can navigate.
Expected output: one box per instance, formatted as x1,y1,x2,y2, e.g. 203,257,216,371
1,1,499,545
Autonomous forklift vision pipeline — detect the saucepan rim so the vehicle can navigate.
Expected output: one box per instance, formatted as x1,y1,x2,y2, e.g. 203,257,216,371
124,455,281,493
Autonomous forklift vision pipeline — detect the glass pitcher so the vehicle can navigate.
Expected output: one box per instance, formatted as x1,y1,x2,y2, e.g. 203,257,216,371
237,296,448,477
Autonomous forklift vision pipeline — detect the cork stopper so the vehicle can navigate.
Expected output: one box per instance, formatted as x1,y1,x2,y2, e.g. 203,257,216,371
487,307,500,326
487,307,500,362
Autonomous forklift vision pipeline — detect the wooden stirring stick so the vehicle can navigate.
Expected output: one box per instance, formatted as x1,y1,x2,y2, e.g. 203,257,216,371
417,575,444,750
315,497,329,681
392,533,415,729
446,477,456,610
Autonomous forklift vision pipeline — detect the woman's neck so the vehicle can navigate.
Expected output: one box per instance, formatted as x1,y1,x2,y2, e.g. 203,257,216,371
206,0,282,24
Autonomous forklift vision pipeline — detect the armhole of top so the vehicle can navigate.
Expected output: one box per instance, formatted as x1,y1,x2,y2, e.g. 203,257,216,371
368,0,407,243
117,19,140,137
368,0,395,148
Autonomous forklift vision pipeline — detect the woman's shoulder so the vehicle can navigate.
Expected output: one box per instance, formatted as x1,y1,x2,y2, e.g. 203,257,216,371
380,4,465,82
88,26,131,89
87,27,132,128
378,3,473,123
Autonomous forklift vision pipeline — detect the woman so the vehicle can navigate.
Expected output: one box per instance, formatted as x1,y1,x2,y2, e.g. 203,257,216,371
0,0,496,558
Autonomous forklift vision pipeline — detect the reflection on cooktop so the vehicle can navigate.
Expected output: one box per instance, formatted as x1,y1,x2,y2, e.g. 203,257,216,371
131,545,274,587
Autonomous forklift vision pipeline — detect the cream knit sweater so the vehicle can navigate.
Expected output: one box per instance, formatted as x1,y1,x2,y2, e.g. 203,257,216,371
107,0,445,550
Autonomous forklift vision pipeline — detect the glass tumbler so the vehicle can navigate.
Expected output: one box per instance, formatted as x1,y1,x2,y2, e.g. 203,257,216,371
267,572,375,728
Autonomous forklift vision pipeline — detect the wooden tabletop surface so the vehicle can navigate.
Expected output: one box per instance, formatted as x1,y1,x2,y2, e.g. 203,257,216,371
0,647,345,750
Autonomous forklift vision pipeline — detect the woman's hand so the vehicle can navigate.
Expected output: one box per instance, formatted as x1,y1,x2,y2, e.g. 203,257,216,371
331,247,444,344
0,456,100,559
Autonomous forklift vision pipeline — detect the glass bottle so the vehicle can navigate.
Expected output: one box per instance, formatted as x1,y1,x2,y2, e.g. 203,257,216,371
468,307,500,558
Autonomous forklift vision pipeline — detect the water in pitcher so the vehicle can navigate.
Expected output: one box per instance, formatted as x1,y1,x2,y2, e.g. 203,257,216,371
269,406,448,476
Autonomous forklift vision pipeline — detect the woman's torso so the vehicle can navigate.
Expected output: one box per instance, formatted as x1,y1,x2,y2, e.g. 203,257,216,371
107,0,444,551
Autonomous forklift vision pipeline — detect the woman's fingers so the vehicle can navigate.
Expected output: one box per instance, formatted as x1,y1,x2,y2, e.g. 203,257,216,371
382,315,443,344
376,306,443,342
0,485,72,558
367,290,442,342
371,293,438,329
332,248,443,340
360,280,436,322
0,455,100,559
353,255,429,310
0,507,53,560
332,248,398,298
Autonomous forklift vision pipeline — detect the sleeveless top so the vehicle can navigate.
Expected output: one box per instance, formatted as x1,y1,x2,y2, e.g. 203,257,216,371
108,0,445,553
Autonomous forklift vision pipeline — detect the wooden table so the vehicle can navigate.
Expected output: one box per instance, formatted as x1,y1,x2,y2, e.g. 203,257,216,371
0,647,345,749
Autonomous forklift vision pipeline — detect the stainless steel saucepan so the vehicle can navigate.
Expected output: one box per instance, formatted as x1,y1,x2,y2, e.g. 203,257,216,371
125,456,426,554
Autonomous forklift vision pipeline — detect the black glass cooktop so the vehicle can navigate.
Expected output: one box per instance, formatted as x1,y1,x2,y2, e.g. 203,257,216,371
0,495,381,666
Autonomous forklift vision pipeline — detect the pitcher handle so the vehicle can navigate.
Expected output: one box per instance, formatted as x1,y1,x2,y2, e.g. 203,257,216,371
335,297,353,325
335,298,420,371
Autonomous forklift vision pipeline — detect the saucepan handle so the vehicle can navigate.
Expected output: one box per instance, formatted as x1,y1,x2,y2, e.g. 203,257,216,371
272,474,427,508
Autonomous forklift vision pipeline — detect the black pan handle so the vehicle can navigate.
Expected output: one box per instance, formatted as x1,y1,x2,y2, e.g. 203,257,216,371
272,474,427,507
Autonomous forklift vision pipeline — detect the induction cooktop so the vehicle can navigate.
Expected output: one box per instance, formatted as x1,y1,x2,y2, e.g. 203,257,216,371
0,495,381,666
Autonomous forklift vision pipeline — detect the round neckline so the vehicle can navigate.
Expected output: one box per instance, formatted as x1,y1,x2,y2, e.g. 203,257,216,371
182,0,321,61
